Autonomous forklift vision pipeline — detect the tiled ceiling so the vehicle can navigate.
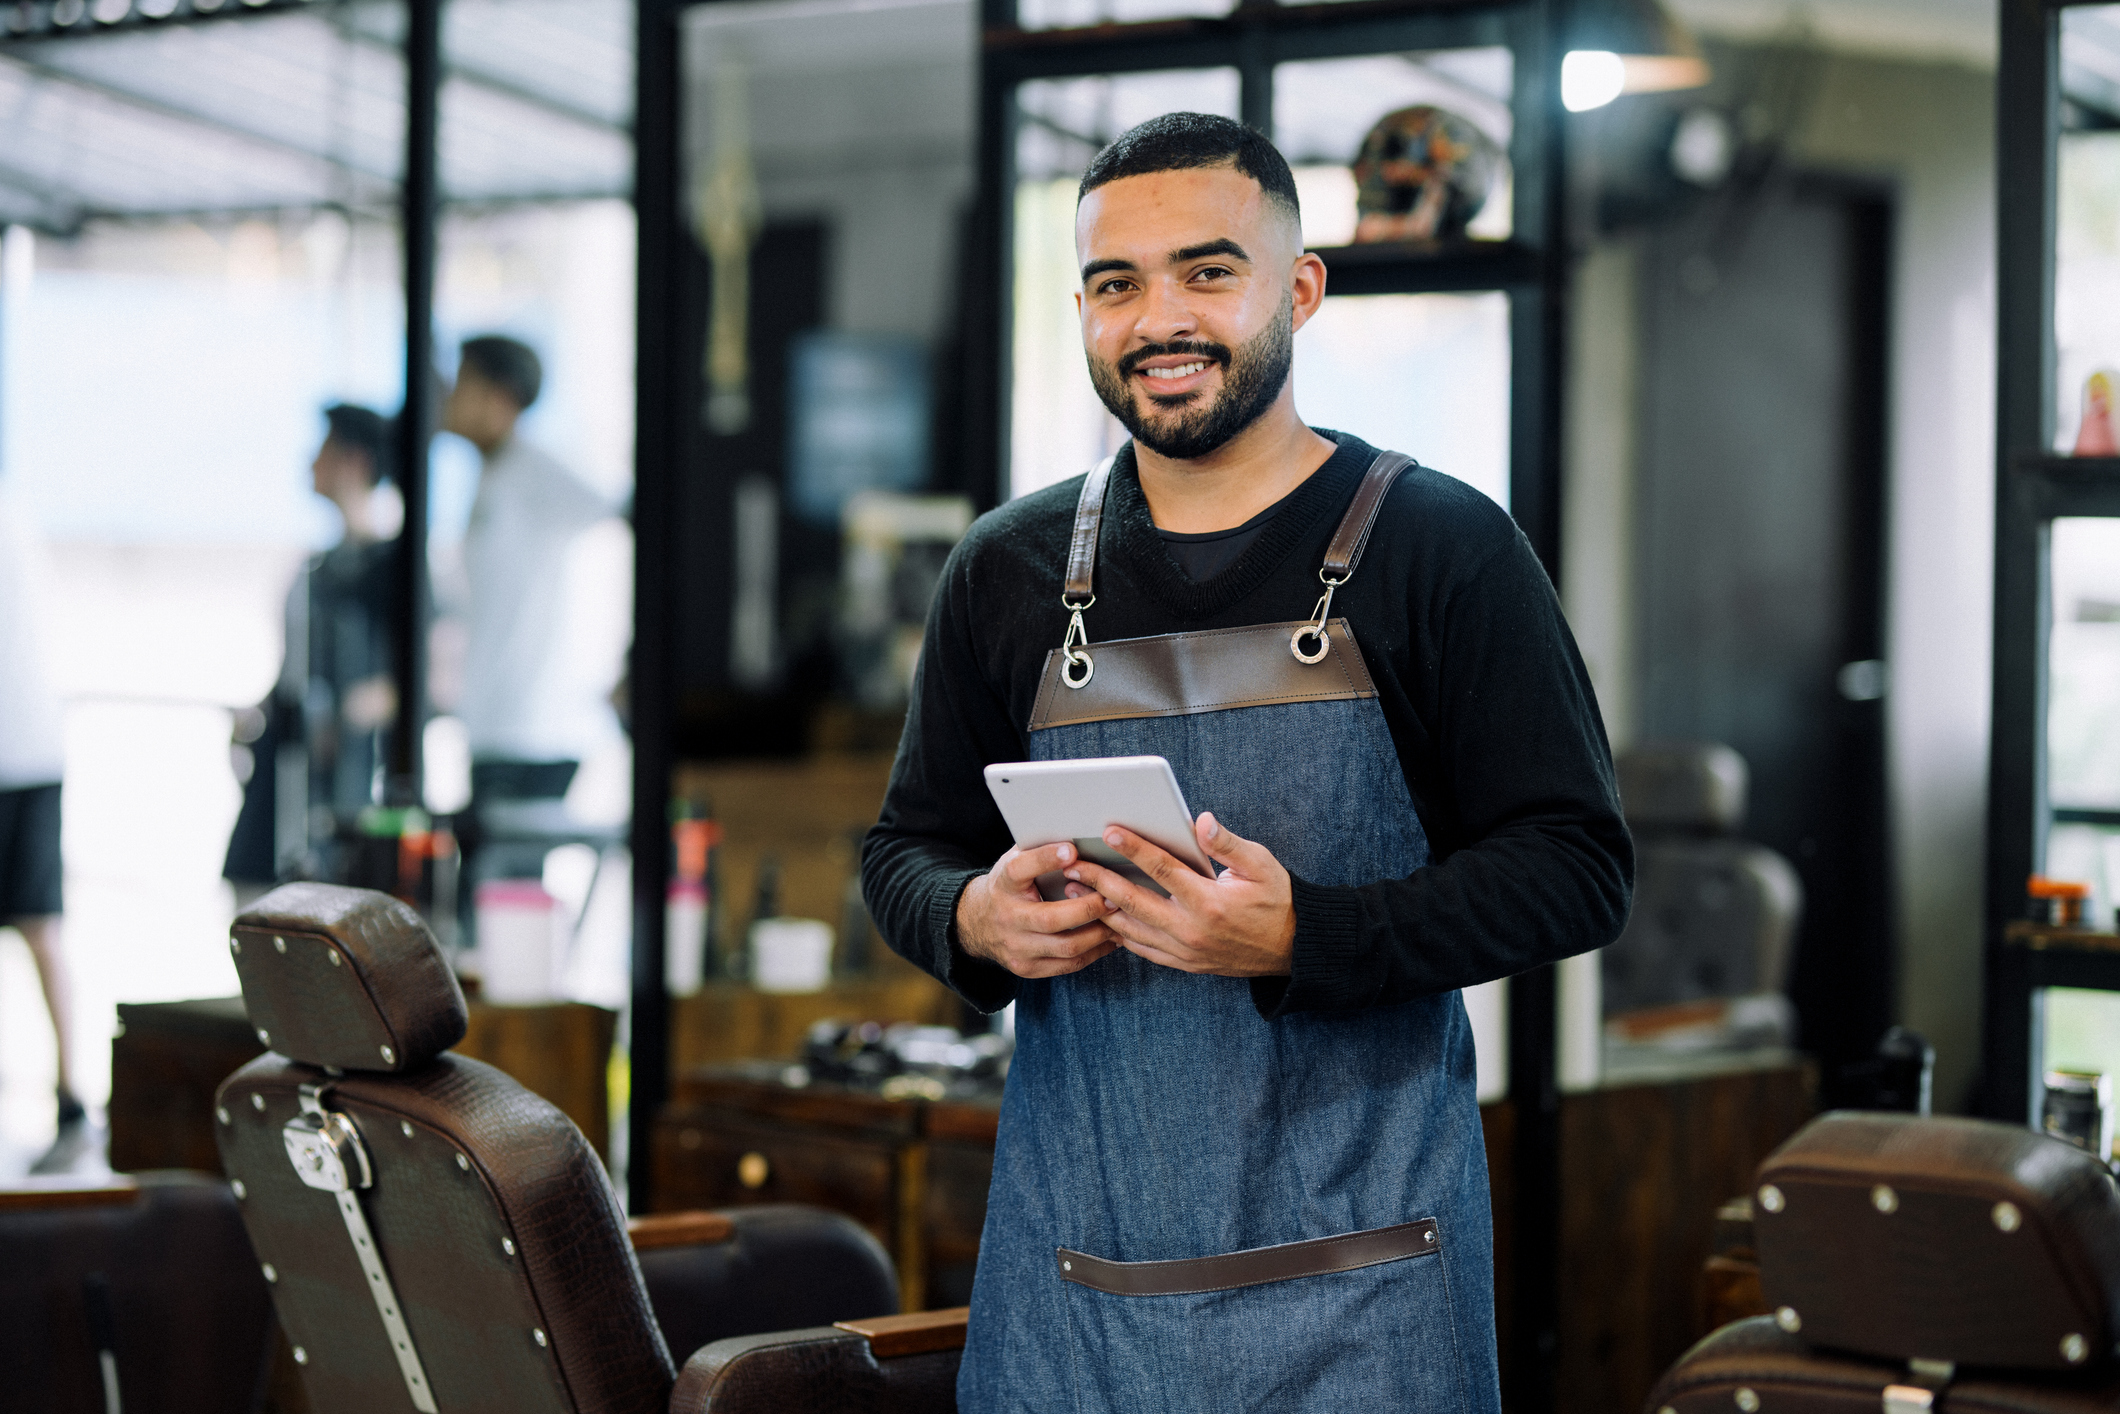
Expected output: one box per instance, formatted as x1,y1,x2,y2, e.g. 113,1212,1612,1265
0,0,632,233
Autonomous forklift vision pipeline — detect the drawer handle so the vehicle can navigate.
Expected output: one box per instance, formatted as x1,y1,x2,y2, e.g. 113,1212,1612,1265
737,1151,770,1190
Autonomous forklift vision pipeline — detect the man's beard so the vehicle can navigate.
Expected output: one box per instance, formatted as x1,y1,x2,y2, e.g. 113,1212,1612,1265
1087,299,1294,460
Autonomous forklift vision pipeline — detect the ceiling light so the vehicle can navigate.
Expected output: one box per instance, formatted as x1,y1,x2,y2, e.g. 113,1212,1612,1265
1562,51,1627,112
1564,0,1712,112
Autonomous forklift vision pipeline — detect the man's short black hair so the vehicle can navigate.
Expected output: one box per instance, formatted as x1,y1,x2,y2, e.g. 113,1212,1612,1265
1078,113,1300,226
323,403,392,485
459,334,543,411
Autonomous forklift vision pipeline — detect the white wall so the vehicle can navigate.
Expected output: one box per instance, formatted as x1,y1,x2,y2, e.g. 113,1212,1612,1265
1790,52,1998,1113
1563,47,1998,1109
1564,238,1644,753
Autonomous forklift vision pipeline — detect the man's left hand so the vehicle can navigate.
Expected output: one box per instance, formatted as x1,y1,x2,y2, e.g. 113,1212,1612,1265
1061,812,1295,977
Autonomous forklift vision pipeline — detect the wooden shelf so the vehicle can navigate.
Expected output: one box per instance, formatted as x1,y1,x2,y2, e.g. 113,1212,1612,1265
1313,238,1540,295
2005,453,2120,517
2004,920,2120,954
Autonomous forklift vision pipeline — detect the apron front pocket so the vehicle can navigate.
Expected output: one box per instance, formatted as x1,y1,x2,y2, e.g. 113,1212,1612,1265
1054,1219,1466,1414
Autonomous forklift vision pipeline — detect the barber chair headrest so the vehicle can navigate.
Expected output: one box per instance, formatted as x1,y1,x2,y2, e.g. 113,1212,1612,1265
230,883,467,1074
1753,1111,2120,1372
1616,741,1748,834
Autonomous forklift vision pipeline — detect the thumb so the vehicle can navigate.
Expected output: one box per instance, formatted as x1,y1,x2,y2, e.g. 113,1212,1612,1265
1196,812,1274,878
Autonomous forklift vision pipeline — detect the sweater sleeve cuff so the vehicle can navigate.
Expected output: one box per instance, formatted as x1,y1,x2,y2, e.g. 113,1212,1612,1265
929,869,1019,1014
1251,872,1366,1019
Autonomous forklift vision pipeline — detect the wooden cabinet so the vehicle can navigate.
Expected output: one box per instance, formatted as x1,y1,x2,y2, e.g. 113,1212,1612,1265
670,972,961,1075
109,997,617,1172
654,1054,1812,1413
109,998,263,1175
651,1065,998,1312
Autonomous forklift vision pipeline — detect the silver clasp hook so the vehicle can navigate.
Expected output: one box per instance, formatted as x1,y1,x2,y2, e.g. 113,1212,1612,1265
1290,571,1343,665
1060,594,1095,688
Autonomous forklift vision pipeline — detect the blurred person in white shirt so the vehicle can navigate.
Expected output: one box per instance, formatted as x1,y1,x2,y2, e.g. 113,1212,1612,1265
0,479,93,1174
442,335,622,869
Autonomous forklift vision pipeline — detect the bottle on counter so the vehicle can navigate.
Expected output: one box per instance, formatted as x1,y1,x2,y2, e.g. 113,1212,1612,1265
666,799,721,996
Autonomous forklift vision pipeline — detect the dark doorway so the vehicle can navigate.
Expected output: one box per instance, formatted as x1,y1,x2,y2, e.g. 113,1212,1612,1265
1634,174,1895,1103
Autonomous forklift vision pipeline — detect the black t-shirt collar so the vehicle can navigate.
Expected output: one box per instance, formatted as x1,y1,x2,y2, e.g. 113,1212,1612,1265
1103,429,1379,621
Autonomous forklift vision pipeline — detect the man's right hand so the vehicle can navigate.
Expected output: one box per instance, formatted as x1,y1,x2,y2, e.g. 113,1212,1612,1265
955,842,1122,979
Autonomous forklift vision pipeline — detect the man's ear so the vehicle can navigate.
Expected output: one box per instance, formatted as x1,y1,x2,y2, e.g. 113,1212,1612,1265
1289,251,1328,333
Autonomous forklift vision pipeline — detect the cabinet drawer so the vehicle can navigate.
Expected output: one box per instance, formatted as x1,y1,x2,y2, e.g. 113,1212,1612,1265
654,1108,897,1245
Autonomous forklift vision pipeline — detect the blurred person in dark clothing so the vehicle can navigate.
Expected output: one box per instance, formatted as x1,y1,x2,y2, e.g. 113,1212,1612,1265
223,404,399,900
0,479,92,1173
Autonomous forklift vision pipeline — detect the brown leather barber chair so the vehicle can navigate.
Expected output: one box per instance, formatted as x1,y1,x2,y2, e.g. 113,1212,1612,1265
1606,742,1802,1022
214,883,906,1414
1647,1111,2120,1413
0,1171,275,1413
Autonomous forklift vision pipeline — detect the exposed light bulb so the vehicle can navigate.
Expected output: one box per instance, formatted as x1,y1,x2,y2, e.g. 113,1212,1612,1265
1562,50,1627,112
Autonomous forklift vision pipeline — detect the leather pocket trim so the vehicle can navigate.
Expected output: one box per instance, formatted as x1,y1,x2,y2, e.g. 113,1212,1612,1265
1027,618,1378,732
1056,1217,1440,1297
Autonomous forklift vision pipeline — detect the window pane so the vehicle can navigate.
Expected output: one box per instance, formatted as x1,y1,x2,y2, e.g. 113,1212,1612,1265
2056,6,2120,452
1015,68,1242,181
2041,988,2120,1162
1010,69,1241,498
1014,0,1233,31
2047,517,2120,927
1296,293,1511,508
2050,517,2120,809
1274,50,1514,248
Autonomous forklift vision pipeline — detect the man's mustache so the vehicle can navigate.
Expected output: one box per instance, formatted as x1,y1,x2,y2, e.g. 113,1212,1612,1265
1116,341,1232,379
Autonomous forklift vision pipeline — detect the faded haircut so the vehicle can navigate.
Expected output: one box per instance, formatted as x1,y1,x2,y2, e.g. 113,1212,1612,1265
1077,112,1301,228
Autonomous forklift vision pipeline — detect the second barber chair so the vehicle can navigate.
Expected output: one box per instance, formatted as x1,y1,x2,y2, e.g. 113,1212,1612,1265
1605,742,1803,1046
213,883,901,1414
1647,1110,2120,1412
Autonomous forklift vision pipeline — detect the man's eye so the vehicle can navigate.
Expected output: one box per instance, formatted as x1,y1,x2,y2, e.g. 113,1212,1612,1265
1192,265,1233,281
1097,279,1136,295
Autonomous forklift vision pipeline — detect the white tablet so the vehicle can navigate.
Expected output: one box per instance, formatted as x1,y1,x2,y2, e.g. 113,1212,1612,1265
982,755,1215,901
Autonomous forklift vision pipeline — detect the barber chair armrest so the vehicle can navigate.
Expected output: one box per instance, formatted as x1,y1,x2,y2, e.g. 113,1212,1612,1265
628,1211,737,1251
670,1308,967,1414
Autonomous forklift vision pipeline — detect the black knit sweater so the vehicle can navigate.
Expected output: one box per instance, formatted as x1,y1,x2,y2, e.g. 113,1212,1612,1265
860,431,1634,1018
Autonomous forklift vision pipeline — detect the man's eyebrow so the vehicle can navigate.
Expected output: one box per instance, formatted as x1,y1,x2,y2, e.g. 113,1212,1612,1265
1079,239,1251,282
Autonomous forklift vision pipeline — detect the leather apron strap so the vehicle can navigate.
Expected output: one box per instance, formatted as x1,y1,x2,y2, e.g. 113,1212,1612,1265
1061,448,1416,607
1064,455,1117,607
1323,451,1415,583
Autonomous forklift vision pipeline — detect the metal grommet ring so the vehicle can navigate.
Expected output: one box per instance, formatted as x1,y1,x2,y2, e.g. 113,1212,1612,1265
1290,623,1329,665
1061,650,1094,689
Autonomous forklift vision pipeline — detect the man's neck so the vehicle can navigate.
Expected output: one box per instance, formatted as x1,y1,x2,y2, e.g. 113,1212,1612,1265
1132,398,1337,534
336,490,379,545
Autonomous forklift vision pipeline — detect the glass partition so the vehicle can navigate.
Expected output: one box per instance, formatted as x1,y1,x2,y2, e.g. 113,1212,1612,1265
1272,49,1514,248
2047,517,2120,930
2056,6,2120,452
1296,293,1511,507
1014,0,1233,31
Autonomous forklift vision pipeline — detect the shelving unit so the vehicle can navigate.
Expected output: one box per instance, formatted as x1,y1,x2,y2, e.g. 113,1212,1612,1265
1984,2,2120,1122
1312,236,1542,292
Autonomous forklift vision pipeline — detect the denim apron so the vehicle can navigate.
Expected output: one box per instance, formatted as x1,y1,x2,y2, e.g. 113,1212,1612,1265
959,452,1500,1414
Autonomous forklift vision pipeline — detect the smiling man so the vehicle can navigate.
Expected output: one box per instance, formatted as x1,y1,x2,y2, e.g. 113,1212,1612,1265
863,113,1632,1413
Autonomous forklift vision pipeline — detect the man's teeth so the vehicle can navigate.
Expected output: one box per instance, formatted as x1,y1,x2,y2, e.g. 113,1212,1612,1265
1143,361,1208,380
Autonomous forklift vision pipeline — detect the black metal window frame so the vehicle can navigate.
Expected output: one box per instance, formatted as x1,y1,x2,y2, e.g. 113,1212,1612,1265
973,0,1566,552
1985,0,2120,1123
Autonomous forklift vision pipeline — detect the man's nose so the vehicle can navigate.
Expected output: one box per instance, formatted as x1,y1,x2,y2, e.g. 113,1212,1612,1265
1133,278,1198,345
